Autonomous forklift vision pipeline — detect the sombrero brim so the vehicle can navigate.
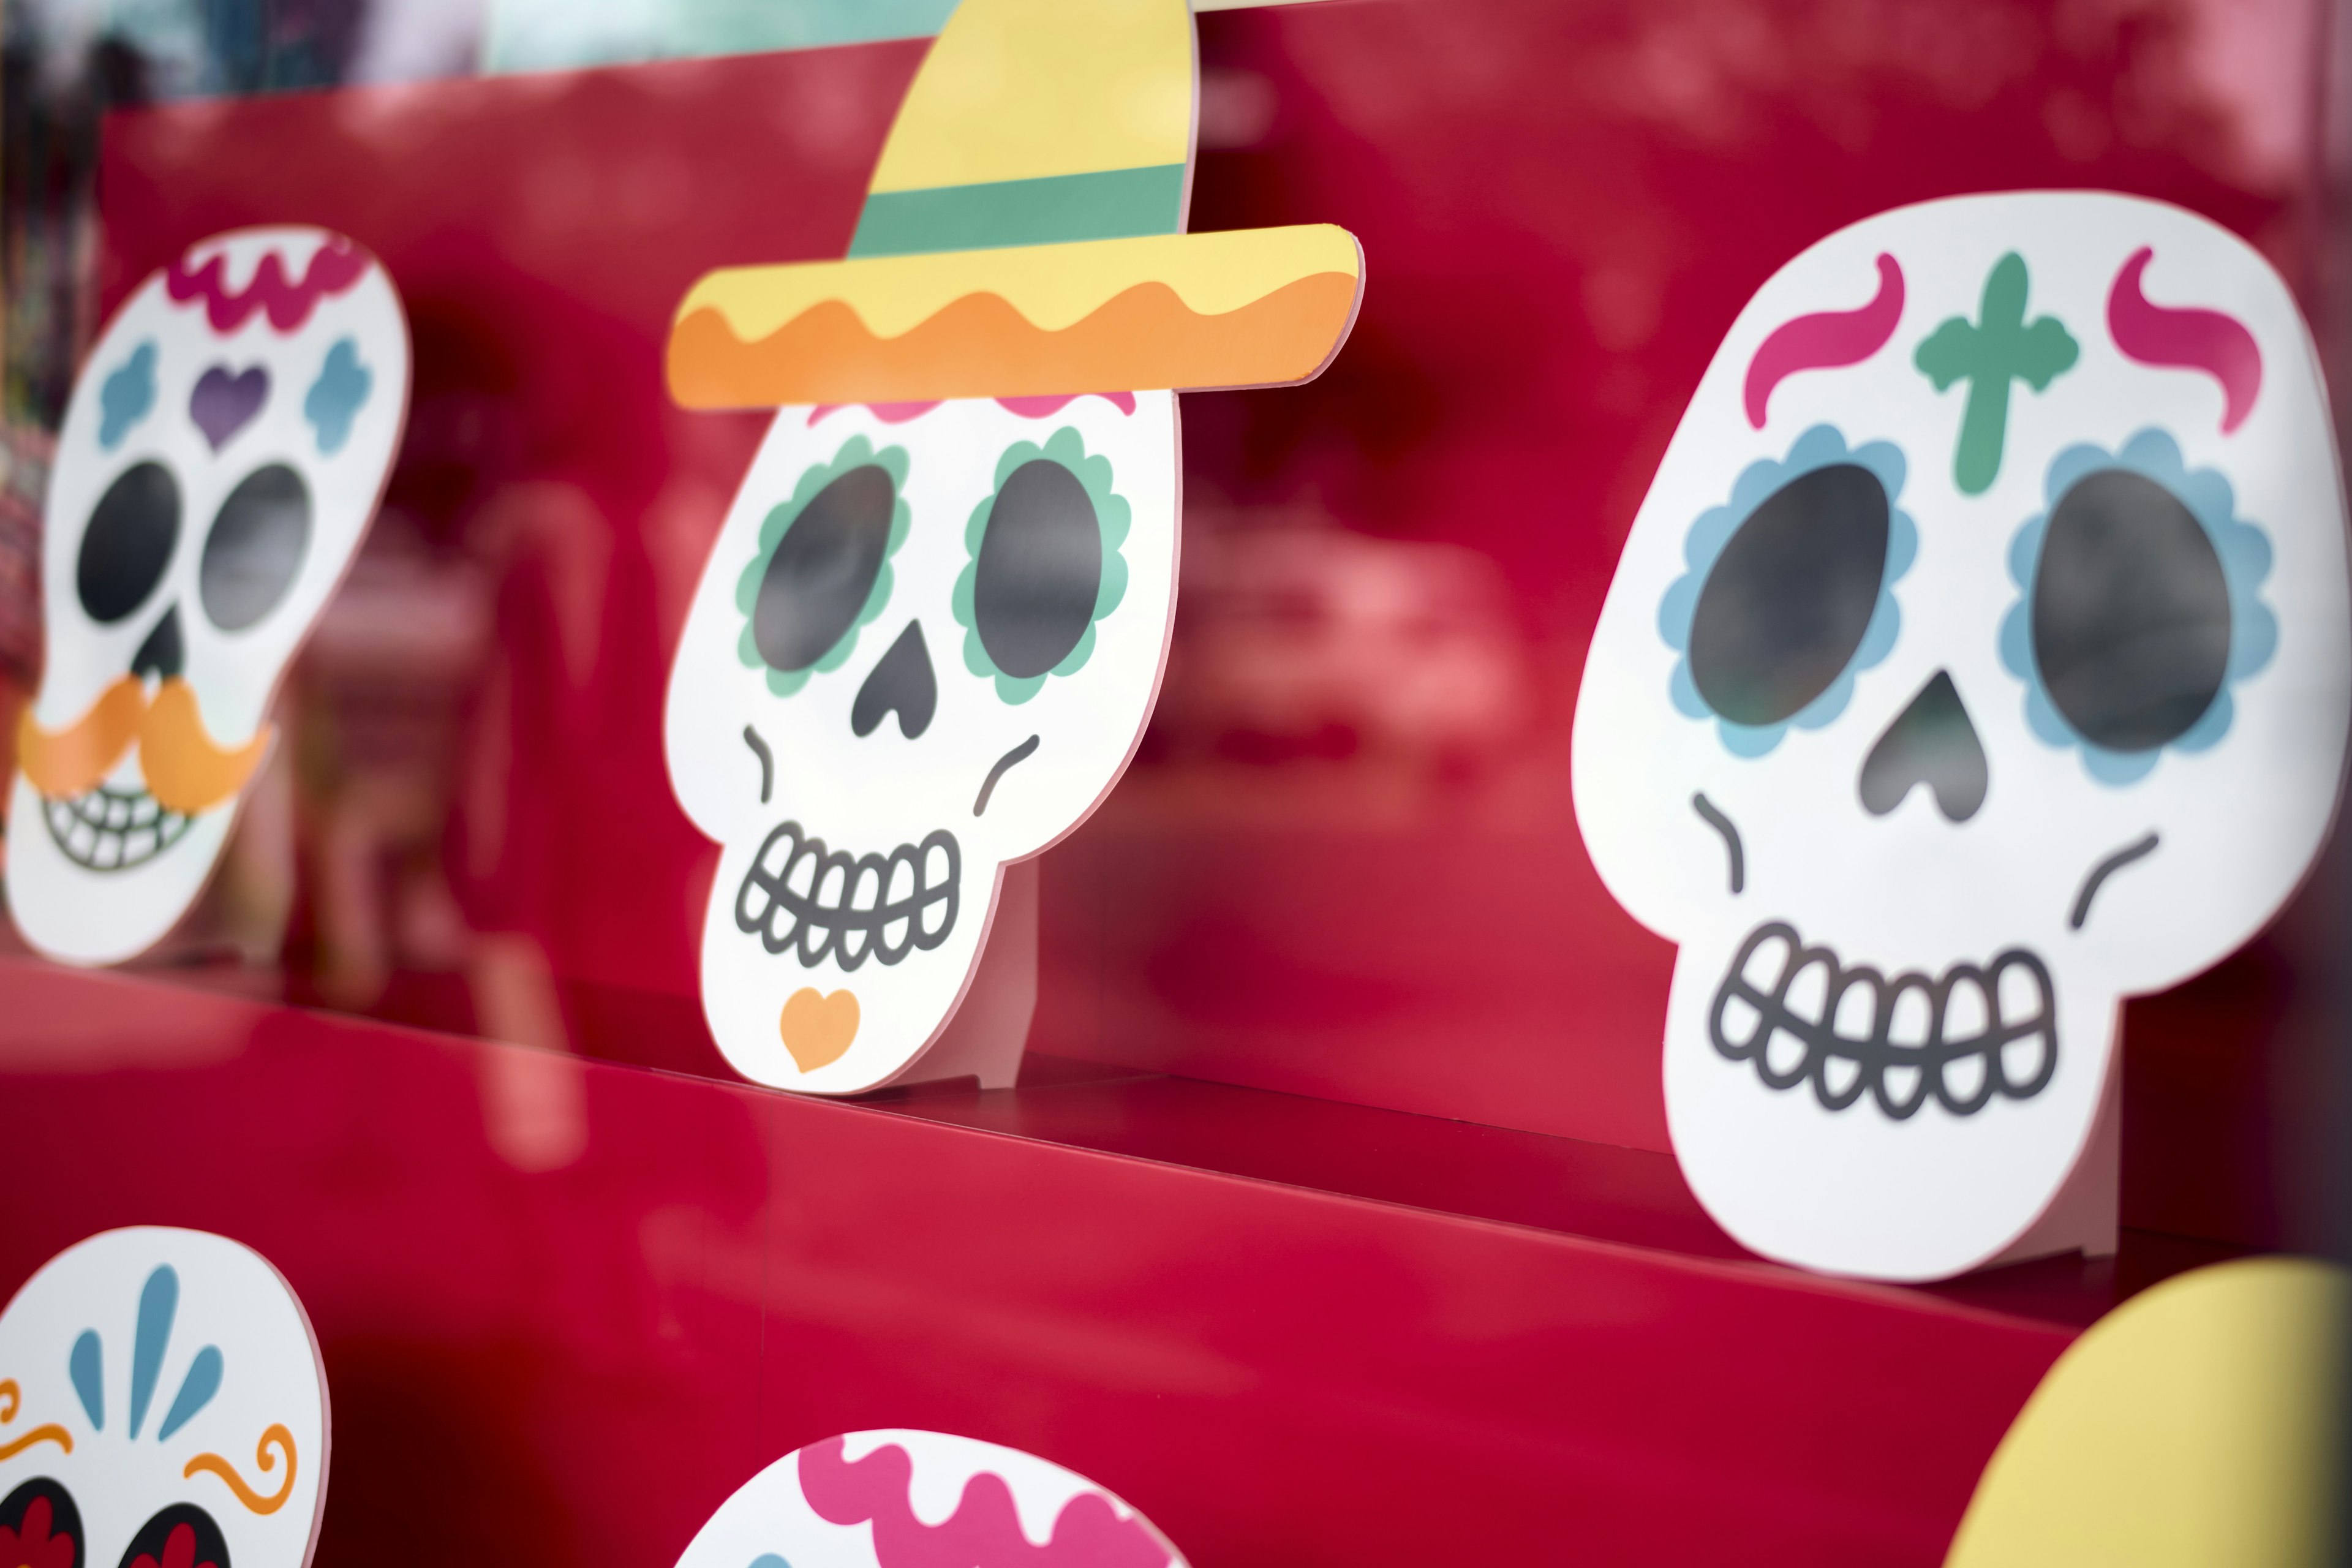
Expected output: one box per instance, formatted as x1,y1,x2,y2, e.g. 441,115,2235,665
666,224,1363,409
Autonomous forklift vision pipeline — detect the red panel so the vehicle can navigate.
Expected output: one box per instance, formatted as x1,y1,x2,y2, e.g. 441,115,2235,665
86,1,2335,1254
0,959,2082,1566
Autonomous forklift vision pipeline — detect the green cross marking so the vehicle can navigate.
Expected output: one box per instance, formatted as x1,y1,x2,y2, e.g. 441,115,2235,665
1913,253,2079,496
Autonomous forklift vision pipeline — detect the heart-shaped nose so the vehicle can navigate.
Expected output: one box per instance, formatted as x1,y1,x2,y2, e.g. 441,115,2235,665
1860,669,1988,823
852,620,937,739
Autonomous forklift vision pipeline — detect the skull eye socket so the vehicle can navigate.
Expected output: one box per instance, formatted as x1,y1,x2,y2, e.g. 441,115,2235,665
77,460,181,625
2030,468,2230,752
0,1477,84,1568
1688,462,1891,726
751,464,899,673
973,458,1103,680
199,464,312,631
117,1504,228,1568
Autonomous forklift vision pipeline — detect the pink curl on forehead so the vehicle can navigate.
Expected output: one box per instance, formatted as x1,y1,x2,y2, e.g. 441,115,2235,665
1742,253,1904,429
165,237,369,336
2107,246,2261,433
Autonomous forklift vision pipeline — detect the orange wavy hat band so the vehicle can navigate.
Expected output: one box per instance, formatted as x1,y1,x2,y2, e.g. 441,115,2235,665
17,676,271,815
666,225,1365,410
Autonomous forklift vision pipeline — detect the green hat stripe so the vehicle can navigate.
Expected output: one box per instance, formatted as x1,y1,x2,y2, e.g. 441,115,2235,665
848,164,1187,258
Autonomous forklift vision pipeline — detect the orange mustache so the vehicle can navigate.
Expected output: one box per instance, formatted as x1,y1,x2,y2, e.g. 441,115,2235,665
17,676,271,815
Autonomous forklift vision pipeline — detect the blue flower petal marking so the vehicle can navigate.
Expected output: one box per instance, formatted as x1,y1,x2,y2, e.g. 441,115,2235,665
750,1556,792,1568
69,1329,104,1430
304,337,372,456
2000,429,2275,785
128,1265,176,1439
99,342,159,451
1659,423,1917,756
156,1344,222,1441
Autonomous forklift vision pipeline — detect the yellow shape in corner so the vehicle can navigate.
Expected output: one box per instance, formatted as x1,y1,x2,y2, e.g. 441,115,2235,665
1945,1256,2345,1568
870,0,1195,192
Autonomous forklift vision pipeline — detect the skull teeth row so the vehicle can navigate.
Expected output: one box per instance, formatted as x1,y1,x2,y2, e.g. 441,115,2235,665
1708,921,2058,1120
734,820,961,973
42,785,194,873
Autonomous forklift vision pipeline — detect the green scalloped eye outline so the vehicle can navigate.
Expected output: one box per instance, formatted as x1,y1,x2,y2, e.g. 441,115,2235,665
734,434,911,697
951,425,1131,705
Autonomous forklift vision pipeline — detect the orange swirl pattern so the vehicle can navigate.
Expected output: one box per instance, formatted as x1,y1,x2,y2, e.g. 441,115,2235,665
184,1422,296,1515
0,1384,72,1462
668,271,1360,409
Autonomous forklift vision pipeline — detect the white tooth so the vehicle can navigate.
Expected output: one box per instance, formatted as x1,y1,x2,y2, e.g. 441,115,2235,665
1823,1055,1861,1099
1881,1063,1921,1108
68,821,95,857
2002,1032,2051,1089
1890,987,1932,1045
1943,977,1990,1044
1719,992,1762,1046
922,897,951,937
1741,932,1793,987
1766,1028,1808,1080
887,857,915,905
1784,960,1830,1024
815,863,848,911
883,916,910,950
124,829,156,861
1942,1050,1987,1104
850,865,881,912
926,842,954,887
1834,981,1878,1040
1999,962,2046,1023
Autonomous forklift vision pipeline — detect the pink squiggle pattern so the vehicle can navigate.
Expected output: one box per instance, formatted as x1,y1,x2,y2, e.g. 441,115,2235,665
1743,253,1904,428
2107,246,2261,433
165,238,369,334
808,392,1136,426
799,1439,1171,1568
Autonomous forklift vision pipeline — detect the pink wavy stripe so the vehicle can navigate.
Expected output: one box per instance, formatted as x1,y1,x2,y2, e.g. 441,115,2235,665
1742,252,1904,429
165,238,369,334
2107,246,2261,433
808,392,1137,427
799,1439,1171,1568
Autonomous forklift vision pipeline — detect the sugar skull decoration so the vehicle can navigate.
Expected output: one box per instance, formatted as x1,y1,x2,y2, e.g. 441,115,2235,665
9,226,410,965
0,1227,330,1568
674,1429,1187,1568
663,0,1363,1091
1571,193,2350,1281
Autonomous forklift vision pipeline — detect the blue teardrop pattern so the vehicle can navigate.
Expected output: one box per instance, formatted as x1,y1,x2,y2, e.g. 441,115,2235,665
68,1330,104,1430
128,1265,178,1439
156,1345,222,1441
750,1556,793,1568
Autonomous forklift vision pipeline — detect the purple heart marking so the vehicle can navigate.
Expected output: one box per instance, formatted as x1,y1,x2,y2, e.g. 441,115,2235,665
189,364,269,451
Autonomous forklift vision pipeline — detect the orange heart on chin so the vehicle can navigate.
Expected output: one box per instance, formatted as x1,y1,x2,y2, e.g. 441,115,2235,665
779,987,859,1072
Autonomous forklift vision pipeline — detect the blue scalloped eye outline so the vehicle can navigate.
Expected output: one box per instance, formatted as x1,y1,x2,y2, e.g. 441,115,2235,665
1659,423,1918,757
1999,428,2275,785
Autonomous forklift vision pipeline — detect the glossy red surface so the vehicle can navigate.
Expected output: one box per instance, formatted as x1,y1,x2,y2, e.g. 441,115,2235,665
88,1,2343,1257
11,10,2335,1559
0,958,2096,1566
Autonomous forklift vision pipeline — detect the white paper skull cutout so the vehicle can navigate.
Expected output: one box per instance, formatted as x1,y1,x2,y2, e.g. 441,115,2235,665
9,226,410,966
665,394,1177,1090
0,1227,330,1568
1572,192,2351,1281
673,1428,1187,1568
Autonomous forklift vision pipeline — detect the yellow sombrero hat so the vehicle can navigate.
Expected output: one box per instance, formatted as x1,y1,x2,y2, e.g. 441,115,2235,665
666,0,1364,409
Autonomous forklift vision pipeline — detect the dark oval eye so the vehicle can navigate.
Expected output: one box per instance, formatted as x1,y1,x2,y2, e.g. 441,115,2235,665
1,1477,83,1568
1689,462,1891,726
78,461,180,625
2031,468,2230,752
974,458,1102,679
200,464,312,631
118,1504,228,1568
752,464,897,673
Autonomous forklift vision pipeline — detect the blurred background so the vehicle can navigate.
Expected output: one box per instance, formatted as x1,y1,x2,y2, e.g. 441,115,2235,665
0,0,2342,1256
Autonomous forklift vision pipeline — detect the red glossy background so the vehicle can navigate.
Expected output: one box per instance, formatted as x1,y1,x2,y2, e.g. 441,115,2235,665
0,959,2094,1567
3,6,2340,1561
85,0,2345,1258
